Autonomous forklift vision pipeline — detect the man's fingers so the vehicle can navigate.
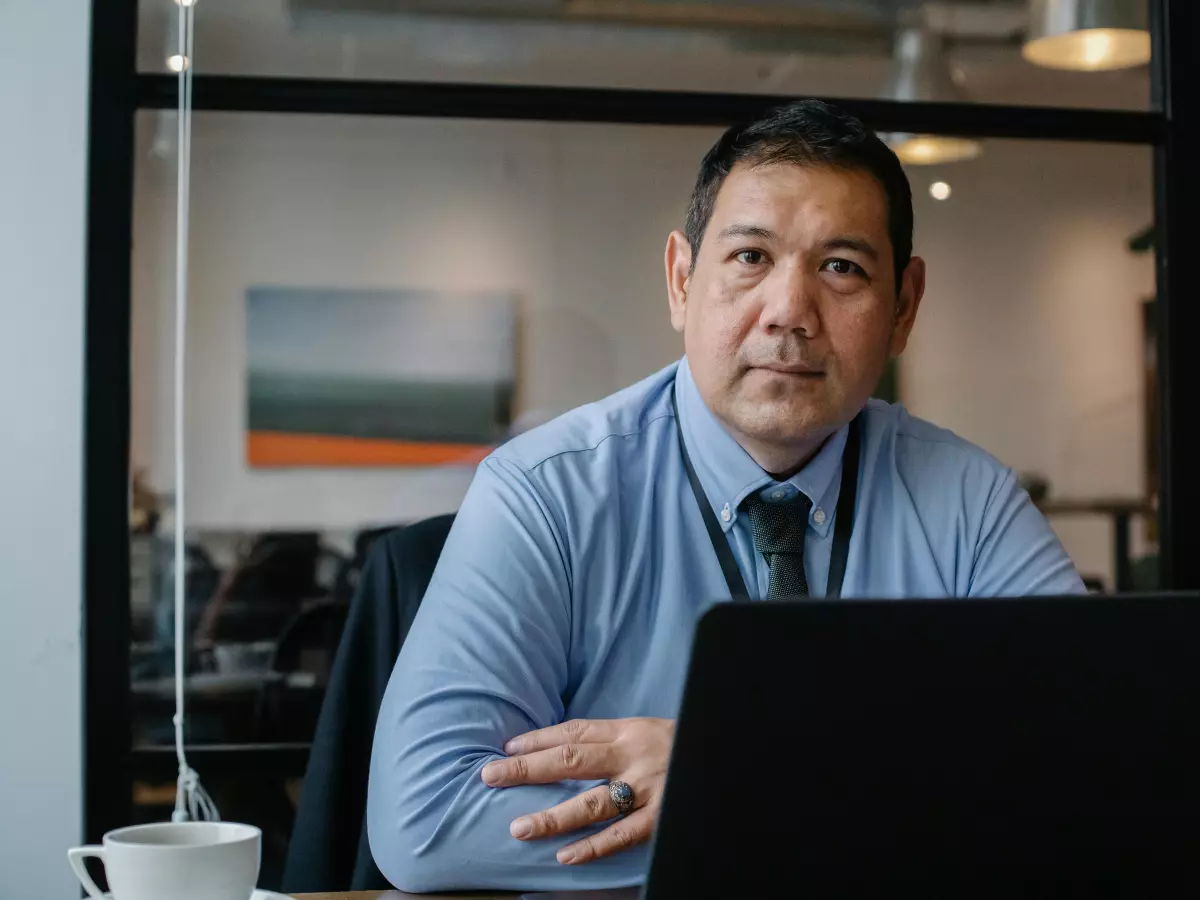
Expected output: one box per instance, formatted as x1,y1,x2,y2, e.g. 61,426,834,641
556,806,654,865
504,718,618,755
508,785,614,841
481,742,615,787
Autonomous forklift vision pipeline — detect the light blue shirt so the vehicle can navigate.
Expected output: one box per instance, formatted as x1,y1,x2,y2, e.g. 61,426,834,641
367,358,1083,892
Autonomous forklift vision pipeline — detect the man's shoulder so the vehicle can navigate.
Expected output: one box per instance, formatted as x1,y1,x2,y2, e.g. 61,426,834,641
488,362,678,476
862,399,1013,486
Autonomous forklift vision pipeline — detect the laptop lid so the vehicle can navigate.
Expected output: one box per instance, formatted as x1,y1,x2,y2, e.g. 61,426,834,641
644,594,1200,897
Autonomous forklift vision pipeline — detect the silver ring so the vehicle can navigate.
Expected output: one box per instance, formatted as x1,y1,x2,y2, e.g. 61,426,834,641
608,780,635,816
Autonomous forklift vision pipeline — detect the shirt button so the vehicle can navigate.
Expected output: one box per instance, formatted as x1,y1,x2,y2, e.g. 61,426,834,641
813,507,826,525
771,489,786,501
720,504,731,523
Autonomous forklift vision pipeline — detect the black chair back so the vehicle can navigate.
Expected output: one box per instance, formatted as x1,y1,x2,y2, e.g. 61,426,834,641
281,514,456,894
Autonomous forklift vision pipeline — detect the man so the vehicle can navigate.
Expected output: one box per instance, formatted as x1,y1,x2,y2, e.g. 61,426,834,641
367,100,1083,892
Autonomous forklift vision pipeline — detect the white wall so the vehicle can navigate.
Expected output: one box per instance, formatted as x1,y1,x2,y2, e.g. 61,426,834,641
0,0,90,896
131,116,1154,585
132,114,710,530
904,140,1155,583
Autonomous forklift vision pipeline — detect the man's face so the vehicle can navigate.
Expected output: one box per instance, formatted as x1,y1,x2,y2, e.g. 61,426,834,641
666,161,924,466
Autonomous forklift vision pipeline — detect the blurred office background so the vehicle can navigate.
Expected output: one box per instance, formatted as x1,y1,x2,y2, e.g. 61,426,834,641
124,2,1160,883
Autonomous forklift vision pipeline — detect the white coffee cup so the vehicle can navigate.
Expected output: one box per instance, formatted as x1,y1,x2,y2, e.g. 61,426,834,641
67,821,261,900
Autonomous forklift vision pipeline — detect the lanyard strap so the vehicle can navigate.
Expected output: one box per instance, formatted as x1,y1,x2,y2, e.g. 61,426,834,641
672,390,861,601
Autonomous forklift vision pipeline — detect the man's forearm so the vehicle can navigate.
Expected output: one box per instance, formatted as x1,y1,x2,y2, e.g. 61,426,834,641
367,749,648,891
365,457,650,890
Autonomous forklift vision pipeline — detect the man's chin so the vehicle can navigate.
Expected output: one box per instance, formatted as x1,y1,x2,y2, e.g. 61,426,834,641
728,398,837,444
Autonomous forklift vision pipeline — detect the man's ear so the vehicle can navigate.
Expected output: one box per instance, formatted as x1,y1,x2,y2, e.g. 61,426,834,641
665,230,693,334
889,255,926,357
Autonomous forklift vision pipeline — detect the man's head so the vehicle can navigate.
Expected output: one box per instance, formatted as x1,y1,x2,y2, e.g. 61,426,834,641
666,99,925,476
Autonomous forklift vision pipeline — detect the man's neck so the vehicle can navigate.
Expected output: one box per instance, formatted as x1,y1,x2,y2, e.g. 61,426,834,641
739,433,833,482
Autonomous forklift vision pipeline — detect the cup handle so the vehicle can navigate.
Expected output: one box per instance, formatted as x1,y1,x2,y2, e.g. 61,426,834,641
67,845,108,898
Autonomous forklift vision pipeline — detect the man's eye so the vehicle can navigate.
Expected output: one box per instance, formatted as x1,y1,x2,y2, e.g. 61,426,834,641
822,258,864,277
735,250,765,265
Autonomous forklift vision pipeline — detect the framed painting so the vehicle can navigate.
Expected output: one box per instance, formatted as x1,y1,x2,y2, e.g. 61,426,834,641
245,287,517,467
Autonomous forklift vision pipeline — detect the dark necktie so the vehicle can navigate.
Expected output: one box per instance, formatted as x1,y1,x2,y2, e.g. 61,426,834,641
744,489,813,599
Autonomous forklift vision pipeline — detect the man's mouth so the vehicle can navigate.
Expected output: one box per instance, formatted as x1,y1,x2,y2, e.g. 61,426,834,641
753,363,825,377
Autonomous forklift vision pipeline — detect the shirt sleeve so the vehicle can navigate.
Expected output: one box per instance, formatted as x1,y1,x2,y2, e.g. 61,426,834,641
366,455,647,892
967,468,1087,597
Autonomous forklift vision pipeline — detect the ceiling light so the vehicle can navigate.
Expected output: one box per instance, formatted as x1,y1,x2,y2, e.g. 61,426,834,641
166,54,190,72
1023,0,1150,71
894,136,982,166
929,181,952,201
882,28,984,167
176,0,198,6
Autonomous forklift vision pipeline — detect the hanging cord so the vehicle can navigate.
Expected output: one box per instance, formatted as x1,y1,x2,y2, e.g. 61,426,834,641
171,0,218,825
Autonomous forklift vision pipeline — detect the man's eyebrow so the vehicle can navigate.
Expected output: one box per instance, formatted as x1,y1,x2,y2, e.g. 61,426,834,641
820,236,879,261
716,223,778,242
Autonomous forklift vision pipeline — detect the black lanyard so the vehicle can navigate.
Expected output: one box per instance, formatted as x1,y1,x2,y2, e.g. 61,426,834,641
672,390,861,601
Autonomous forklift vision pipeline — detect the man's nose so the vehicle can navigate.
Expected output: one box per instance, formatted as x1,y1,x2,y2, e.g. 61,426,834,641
758,265,820,337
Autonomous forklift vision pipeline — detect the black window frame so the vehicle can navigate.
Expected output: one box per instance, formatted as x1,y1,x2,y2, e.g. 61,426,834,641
84,0,1200,844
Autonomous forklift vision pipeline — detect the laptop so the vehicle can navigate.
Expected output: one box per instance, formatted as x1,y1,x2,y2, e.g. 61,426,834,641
634,594,1200,897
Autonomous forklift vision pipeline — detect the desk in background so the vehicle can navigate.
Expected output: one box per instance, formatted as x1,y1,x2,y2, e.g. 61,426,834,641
1036,497,1156,592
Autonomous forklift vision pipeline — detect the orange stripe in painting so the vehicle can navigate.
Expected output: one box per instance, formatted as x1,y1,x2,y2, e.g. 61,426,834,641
247,431,494,467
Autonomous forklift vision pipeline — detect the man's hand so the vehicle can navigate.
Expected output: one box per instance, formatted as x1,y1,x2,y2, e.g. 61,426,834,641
480,717,674,865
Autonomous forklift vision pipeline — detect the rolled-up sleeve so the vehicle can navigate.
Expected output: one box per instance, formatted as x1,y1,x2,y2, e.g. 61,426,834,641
366,455,645,892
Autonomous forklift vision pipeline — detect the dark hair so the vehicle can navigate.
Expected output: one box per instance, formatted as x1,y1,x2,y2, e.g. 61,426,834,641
684,99,913,290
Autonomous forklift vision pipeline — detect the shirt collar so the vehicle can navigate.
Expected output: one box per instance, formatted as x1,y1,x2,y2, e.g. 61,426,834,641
674,356,849,538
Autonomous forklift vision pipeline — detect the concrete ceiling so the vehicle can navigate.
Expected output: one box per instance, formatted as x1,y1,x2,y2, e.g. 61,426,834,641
137,0,1149,110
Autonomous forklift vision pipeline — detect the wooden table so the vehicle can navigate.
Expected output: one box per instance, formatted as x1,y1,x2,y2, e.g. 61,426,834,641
295,891,631,899
295,893,515,899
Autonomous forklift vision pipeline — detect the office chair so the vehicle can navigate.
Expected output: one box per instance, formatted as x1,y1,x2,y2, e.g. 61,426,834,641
255,599,351,744
136,542,220,679
205,532,334,644
281,513,456,894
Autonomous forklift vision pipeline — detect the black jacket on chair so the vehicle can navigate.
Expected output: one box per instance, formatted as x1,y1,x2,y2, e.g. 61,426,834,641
281,514,456,894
